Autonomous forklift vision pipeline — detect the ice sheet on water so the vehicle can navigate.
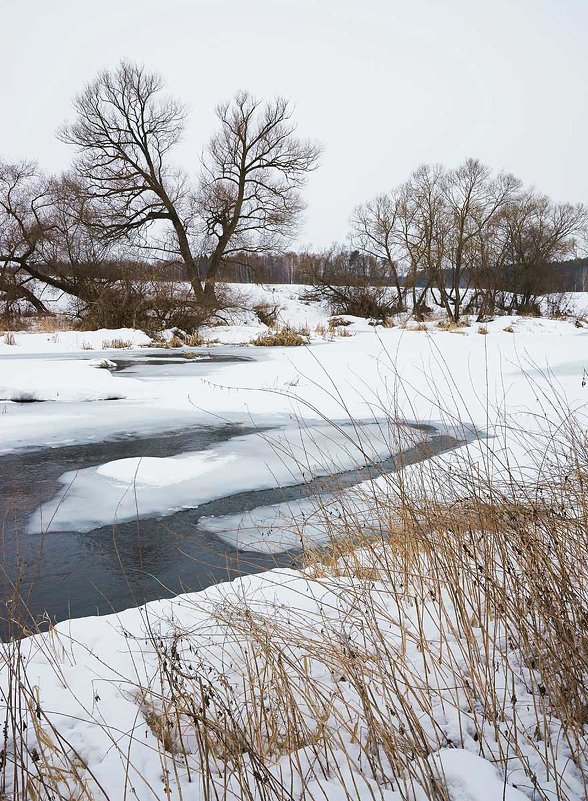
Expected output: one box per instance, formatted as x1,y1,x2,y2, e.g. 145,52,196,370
28,420,426,535
0,359,128,402
199,496,333,553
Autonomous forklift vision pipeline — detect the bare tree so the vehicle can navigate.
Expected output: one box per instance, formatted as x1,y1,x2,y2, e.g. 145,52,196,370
59,63,321,304
396,164,449,317
0,160,145,320
0,161,55,315
440,159,521,321
57,63,204,292
350,191,405,309
500,191,587,313
196,91,322,297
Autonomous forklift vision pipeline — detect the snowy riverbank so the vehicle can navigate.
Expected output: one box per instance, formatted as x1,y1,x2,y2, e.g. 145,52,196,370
2,286,588,799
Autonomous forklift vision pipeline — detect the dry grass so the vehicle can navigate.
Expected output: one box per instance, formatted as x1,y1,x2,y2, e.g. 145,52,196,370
477,324,488,334
101,338,133,349
0,314,77,335
2,373,588,800
251,325,309,346
31,316,76,334
327,316,352,328
253,301,282,328
2,332,16,346
435,318,469,331
151,334,185,348
151,332,220,348
327,318,354,337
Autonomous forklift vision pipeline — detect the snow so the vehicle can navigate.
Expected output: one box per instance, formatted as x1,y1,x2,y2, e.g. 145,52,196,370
0,358,134,402
29,420,426,534
0,326,151,354
430,750,528,801
3,286,588,799
3,566,584,800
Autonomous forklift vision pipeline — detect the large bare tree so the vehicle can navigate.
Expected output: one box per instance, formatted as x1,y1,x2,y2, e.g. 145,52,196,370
57,63,201,289
60,63,321,303
196,91,321,296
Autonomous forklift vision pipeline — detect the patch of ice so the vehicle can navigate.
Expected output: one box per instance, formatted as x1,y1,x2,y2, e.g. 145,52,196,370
96,452,238,487
29,421,426,534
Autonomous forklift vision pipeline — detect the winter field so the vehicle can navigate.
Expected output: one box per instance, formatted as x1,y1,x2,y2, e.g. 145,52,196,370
1,284,588,801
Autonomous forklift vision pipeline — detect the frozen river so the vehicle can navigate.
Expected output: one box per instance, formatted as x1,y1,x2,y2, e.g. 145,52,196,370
0,349,464,637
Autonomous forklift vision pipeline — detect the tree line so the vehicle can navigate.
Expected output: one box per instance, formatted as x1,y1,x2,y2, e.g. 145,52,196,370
1,60,586,327
315,160,587,322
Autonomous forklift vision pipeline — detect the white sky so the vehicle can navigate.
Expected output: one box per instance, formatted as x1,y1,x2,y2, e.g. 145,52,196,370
1,0,586,247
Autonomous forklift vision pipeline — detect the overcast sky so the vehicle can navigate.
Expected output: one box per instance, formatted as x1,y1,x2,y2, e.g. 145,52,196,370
1,0,586,247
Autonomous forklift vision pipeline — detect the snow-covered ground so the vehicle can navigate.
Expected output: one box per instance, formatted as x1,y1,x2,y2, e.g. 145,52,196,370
6,567,566,801
2,285,588,799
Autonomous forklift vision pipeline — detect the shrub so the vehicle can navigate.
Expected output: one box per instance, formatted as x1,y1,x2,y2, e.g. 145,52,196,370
253,301,282,327
72,280,245,335
30,315,76,333
327,285,401,319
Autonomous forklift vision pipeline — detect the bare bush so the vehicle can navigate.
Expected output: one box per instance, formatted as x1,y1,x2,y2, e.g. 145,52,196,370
304,246,402,319
253,301,282,327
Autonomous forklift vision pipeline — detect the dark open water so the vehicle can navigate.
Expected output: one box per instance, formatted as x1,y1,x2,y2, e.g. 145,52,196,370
0,350,464,638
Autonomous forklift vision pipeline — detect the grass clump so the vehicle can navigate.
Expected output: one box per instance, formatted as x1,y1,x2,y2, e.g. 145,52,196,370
328,317,354,337
101,338,133,349
251,325,309,346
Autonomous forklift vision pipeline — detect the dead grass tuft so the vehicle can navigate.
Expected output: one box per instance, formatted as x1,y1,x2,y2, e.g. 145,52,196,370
101,338,133,349
31,315,76,334
253,301,282,328
251,325,309,346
